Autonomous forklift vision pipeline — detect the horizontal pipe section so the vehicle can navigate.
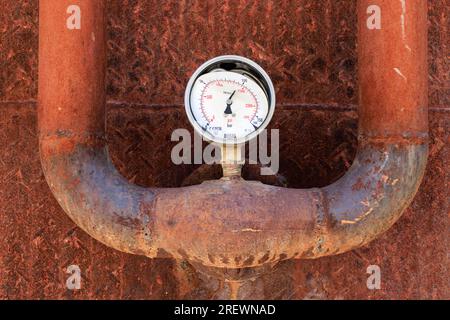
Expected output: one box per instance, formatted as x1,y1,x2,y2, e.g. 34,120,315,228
39,0,428,268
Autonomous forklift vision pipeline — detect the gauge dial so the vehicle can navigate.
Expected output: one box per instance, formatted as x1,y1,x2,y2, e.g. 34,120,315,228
189,71,269,144
185,56,276,145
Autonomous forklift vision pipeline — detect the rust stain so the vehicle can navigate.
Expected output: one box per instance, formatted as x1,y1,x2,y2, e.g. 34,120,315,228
0,0,447,300
37,0,429,271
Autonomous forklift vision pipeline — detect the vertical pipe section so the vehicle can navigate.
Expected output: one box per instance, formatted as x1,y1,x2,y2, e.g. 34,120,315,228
319,0,429,256
39,0,106,142
358,0,428,140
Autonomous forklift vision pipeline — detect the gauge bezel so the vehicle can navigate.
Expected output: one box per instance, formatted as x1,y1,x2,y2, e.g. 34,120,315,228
184,55,276,145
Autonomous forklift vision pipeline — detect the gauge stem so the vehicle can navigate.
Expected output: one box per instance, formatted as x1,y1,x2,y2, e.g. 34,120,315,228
221,144,244,179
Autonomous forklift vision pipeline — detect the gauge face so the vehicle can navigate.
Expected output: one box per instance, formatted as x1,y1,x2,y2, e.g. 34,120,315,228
188,71,270,144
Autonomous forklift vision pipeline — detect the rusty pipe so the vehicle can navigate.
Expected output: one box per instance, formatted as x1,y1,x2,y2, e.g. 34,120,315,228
38,0,428,268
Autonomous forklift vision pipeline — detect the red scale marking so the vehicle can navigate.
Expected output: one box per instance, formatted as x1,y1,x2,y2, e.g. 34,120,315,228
199,79,259,123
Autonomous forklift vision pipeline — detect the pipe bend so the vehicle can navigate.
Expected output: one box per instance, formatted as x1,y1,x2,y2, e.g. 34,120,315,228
151,140,429,268
40,138,157,257
318,141,428,258
38,0,429,269
39,135,428,268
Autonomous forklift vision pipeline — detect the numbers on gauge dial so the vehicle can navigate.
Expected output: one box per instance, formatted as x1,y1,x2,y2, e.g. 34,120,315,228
189,71,269,142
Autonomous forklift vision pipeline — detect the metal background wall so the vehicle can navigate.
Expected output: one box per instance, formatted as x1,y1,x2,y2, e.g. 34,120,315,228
0,0,448,299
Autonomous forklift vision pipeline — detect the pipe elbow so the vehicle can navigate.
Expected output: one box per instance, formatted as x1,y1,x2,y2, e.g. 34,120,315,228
39,138,159,257
317,141,429,257
39,135,428,268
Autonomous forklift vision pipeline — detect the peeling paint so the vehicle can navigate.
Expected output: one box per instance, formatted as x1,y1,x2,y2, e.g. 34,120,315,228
341,207,374,225
233,228,263,233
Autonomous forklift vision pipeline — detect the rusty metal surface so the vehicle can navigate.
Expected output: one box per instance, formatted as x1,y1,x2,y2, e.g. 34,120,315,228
38,0,429,269
1,104,447,299
1,0,448,108
358,0,428,138
0,0,448,299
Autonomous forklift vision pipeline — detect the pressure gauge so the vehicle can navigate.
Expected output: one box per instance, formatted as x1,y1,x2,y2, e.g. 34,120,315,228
185,56,276,145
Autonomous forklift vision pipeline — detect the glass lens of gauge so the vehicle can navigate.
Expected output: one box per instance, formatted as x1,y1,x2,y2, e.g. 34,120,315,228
189,71,269,144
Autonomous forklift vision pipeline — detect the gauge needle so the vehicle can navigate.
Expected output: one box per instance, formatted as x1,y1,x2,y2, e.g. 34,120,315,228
224,91,236,115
